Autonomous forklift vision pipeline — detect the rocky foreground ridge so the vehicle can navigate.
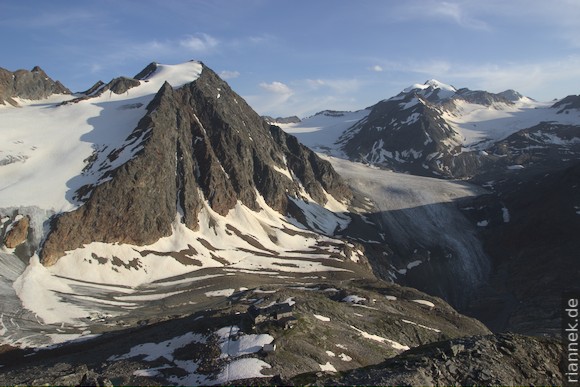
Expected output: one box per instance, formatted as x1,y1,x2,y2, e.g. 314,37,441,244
305,333,562,386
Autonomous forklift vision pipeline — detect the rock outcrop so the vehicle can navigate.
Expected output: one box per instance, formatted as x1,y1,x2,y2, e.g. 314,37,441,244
0,66,70,105
309,333,563,386
262,115,301,124
40,64,351,266
1,215,30,248
465,161,580,335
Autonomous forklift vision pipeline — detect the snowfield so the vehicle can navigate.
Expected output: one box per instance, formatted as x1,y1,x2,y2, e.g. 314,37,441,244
0,61,203,212
444,98,580,150
276,109,370,156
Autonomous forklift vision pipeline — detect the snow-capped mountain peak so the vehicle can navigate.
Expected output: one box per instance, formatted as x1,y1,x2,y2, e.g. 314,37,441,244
404,79,457,93
132,60,203,88
402,79,457,102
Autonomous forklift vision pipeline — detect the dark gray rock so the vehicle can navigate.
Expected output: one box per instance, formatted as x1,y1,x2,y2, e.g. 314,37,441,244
337,93,462,178
262,115,301,124
498,89,526,102
0,66,70,104
2,215,29,248
466,162,580,335
40,64,352,266
308,333,563,386
552,94,580,113
80,80,105,96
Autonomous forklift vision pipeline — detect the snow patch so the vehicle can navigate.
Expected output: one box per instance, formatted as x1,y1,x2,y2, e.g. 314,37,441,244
339,353,352,362
205,289,235,298
342,295,366,304
401,319,441,333
350,325,410,351
411,299,435,308
502,207,510,223
319,361,337,372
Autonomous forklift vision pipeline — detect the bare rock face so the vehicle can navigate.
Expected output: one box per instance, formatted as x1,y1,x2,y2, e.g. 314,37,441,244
2,215,30,248
40,64,351,266
0,66,70,105
311,333,563,386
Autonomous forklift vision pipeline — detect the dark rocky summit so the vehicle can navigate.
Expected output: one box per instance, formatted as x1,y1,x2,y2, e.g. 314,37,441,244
0,66,70,105
262,115,301,124
40,64,351,266
552,94,580,113
338,92,462,177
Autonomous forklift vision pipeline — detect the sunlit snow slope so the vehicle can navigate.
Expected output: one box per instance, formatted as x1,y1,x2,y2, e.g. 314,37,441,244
0,62,203,212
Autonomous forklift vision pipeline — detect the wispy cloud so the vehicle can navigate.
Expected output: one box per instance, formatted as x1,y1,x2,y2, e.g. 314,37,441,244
370,65,383,72
246,77,365,117
179,33,219,52
259,81,293,95
390,0,491,31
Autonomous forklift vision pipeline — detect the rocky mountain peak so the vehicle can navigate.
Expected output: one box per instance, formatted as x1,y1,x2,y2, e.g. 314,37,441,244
134,61,159,80
0,66,70,105
401,79,457,102
30,65,45,74
39,63,352,266
498,89,525,102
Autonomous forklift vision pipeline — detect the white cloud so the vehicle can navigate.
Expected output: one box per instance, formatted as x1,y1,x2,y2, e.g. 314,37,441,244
306,78,362,94
246,77,365,118
371,65,383,72
259,81,293,95
179,33,219,52
219,70,240,79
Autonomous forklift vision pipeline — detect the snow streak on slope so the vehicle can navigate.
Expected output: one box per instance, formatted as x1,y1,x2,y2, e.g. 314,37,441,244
3,190,359,346
0,62,203,212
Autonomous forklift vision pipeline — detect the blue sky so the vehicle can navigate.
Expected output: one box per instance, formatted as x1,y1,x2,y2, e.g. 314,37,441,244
2,0,580,117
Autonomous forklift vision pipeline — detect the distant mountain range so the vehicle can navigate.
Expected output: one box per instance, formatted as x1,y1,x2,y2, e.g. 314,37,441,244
282,79,580,180
282,80,580,337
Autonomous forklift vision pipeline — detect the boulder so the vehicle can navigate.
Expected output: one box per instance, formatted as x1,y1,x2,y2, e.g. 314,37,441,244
3,215,29,248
